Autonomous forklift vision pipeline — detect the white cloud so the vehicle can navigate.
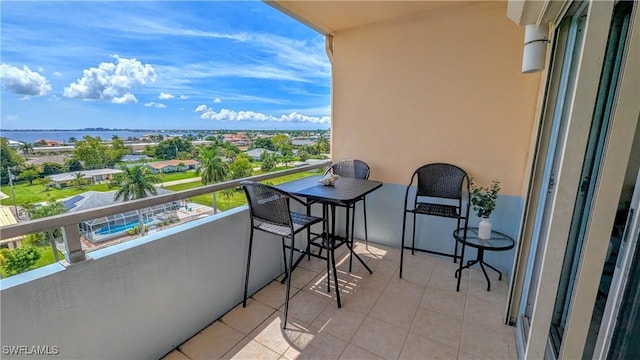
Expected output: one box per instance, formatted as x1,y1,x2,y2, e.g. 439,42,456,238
145,101,166,108
159,92,174,100
213,98,221,103
63,55,156,104
179,95,188,100
112,93,137,104
195,106,329,124
4,114,18,122
53,72,62,77
0,64,52,96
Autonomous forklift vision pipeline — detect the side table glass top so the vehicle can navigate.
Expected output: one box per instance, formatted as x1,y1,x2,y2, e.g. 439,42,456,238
453,227,515,251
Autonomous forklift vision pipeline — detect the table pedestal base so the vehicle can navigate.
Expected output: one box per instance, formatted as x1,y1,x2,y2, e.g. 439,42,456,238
454,248,502,291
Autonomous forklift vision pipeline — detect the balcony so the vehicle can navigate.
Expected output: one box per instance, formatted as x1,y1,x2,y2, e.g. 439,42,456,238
164,241,516,360
1,164,516,359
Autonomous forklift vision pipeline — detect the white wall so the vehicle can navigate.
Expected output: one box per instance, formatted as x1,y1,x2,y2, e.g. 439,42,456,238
0,208,287,359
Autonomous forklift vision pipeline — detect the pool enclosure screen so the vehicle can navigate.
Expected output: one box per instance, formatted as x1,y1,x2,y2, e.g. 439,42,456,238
80,202,179,243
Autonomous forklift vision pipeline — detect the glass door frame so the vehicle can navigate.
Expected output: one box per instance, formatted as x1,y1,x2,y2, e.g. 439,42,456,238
510,1,640,358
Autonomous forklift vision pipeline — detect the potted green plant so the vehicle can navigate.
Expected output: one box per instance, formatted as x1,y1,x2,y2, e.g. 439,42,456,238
470,178,501,239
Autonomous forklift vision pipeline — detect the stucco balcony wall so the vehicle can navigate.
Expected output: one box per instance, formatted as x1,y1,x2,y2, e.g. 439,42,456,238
0,207,290,359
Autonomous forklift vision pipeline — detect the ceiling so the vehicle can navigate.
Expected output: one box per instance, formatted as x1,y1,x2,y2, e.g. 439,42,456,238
268,0,488,34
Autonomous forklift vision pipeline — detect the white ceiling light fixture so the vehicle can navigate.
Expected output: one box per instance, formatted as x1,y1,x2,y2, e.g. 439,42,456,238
522,23,550,73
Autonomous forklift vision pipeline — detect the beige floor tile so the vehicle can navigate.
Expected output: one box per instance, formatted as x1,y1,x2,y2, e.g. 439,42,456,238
179,321,245,360
457,351,484,360
464,294,508,328
341,287,382,314
253,281,300,310
398,259,433,286
222,338,281,360
382,277,426,308
298,255,329,273
369,293,419,330
277,267,319,290
250,312,304,355
339,344,385,360
160,349,189,360
285,289,330,326
312,306,366,340
369,257,401,275
351,317,409,359
411,307,462,348
459,319,513,360
222,299,276,335
399,332,458,360
421,287,466,320
285,331,348,360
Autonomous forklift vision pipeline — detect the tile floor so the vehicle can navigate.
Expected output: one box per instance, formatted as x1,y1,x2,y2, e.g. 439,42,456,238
162,241,517,360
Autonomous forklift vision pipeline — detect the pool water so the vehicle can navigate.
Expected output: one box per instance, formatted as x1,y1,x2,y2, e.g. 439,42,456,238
95,219,153,235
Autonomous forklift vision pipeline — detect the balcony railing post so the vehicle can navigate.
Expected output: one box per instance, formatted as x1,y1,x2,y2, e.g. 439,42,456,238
61,224,87,265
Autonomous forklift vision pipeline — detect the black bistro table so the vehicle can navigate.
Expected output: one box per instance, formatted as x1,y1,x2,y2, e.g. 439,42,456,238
278,175,383,306
453,227,514,292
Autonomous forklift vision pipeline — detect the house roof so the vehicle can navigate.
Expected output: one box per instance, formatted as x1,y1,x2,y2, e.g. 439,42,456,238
48,169,124,182
0,207,24,244
147,160,198,170
245,148,279,157
62,188,175,212
26,155,67,166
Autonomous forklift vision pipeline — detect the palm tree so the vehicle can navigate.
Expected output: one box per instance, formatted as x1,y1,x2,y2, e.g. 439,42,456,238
73,172,85,188
19,142,33,156
114,165,160,236
114,165,159,201
197,148,229,214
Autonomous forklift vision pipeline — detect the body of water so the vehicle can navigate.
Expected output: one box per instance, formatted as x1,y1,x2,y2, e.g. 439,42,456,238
1,130,192,144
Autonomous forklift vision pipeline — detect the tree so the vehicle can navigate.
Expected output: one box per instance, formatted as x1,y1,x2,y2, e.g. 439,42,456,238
3,246,41,276
67,136,77,143
298,150,309,162
251,138,276,151
154,137,193,160
18,169,41,185
271,134,290,151
229,154,253,179
41,162,65,176
197,148,229,213
28,201,67,249
65,158,83,172
19,142,34,155
260,152,277,172
114,165,160,236
317,132,329,153
72,172,85,188
1,137,24,185
36,177,51,191
73,136,110,169
114,165,160,201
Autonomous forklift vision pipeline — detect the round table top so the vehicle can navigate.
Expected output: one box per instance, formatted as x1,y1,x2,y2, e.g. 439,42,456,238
453,227,515,251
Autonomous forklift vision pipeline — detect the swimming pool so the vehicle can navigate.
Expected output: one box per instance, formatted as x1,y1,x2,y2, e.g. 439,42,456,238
95,219,153,235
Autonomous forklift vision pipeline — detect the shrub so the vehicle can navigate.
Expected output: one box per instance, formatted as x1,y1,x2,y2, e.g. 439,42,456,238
3,246,41,276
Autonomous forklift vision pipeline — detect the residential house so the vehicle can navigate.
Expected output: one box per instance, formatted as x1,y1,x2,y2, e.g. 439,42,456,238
48,169,124,188
146,159,198,174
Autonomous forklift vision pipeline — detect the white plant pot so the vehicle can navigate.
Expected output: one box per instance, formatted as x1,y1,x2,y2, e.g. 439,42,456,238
478,218,492,239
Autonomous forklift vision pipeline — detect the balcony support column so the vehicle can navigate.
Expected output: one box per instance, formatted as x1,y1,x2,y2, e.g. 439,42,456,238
61,224,88,266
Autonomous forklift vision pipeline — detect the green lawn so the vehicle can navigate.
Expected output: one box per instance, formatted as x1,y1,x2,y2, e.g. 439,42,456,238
156,171,198,183
0,182,115,206
165,170,322,211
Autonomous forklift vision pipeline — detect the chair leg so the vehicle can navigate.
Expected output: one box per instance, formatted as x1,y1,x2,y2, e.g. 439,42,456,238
307,204,312,261
283,235,295,329
243,227,254,307
400,210,408,279
362,197,369,250
280,237,288,284
453,218,461,263
411,212,417,255
456,239,467,292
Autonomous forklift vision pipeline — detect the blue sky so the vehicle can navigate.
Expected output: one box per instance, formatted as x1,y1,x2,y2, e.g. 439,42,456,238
0,1,331,130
